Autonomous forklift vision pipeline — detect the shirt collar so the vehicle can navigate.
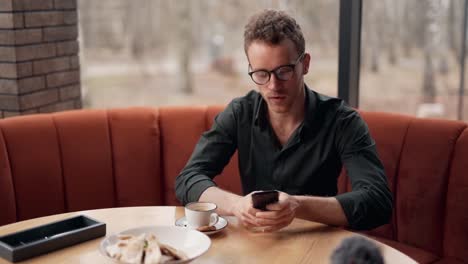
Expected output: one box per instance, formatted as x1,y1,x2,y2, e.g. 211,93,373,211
303,85,317,129
254,96,267,128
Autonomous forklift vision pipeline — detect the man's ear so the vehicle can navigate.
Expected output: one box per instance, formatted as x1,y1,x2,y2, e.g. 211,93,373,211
302,53,311,74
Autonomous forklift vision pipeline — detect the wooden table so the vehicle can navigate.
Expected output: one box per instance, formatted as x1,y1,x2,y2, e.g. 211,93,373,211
0,207,416,264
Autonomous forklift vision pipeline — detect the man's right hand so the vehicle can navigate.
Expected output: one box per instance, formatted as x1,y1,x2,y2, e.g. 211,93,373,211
231,192,262,228
198,187,262,228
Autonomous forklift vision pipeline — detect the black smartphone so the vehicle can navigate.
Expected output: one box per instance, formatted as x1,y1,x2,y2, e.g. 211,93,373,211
252,190,279,211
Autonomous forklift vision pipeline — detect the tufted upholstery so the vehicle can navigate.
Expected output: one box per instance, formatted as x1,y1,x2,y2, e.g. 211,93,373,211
0,106,467,263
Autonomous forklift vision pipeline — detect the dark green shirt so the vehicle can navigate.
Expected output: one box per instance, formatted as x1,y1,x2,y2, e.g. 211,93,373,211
175,86,392,230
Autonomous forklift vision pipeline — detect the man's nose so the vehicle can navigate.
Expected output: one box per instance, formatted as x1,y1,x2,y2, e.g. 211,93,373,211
267,73,281,90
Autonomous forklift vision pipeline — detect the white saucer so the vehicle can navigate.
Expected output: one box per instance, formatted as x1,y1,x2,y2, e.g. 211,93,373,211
175,216,228,235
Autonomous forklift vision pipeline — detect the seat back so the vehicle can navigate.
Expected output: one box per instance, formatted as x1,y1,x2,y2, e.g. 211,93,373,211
395,117,465,255
159,106,209,205
0,126,15,226
0,114,66,223
340,111,467,257
0,108,163,225
2,106,467,261
443,128,468,262
159,106,242,206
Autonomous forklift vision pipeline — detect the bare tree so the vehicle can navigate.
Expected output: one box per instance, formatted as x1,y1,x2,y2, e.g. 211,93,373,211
401,0,426,58
422,0,441,103
125,0,151,59
79,0,96,49
367,1,384,73
173,1,193,94
384,0,398,65
438,0,450,75
448,0,463,61
401,0,413,57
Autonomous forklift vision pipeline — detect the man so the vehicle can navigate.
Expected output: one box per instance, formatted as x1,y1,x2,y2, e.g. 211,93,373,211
175,9,392,231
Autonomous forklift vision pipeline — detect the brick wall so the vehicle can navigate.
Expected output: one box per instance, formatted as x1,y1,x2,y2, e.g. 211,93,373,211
0,0,81,118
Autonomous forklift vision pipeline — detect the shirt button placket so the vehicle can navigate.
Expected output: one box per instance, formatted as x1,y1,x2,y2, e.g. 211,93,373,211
273,153,285,190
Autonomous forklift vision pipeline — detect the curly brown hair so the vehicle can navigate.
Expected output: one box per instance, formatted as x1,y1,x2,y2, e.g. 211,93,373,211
244,9,305,56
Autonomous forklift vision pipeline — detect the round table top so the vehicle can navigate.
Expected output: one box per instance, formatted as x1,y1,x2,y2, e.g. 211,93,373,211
0,206,416,264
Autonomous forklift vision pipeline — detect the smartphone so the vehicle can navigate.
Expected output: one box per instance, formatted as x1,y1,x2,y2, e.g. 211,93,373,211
252,190,279,211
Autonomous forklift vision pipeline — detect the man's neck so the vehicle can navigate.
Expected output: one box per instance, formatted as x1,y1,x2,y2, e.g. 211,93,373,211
267,88,306,129
267,90,306,144
268,107,304,129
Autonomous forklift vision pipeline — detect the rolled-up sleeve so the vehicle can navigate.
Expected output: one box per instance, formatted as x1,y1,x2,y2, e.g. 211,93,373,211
334,109,393,230
175,102,238,205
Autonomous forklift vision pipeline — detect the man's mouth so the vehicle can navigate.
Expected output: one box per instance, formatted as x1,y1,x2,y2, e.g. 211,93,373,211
268,95,287,102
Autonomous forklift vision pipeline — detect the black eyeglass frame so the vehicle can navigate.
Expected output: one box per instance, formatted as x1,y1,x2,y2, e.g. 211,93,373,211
248,52,305,85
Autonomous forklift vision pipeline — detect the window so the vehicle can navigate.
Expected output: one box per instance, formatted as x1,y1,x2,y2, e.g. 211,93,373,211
78,0,339,109
359,0,466,120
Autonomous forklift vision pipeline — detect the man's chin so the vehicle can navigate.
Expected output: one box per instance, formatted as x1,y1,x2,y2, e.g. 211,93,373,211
267,104,290,114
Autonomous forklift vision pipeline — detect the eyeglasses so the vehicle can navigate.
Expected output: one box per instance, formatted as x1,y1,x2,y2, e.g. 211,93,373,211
248,53,305,85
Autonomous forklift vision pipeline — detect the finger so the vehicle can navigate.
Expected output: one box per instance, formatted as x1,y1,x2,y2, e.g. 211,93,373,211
264,222,290,232
239,216,257,227
263,218,293,232
255,213,293,226
266,201,288,211
241,218,257,228
255,215,290,227
247,207,263,216
241,212,261,226
256,207,293,219
234,209,260,226
243,209,259,220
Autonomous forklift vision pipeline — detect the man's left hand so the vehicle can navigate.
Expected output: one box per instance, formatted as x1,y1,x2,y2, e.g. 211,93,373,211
254,191,299,232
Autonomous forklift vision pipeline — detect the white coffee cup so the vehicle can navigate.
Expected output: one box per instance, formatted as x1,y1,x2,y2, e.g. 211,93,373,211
184,202,219,229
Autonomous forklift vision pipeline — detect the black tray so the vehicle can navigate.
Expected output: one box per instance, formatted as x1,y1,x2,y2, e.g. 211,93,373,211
0,215,106,262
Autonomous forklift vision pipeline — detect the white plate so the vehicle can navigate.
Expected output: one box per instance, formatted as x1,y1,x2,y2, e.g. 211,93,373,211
99,226,211,264
175,216,228,235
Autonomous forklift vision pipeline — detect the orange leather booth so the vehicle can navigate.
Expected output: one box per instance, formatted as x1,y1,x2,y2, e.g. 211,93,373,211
0,106,467,263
